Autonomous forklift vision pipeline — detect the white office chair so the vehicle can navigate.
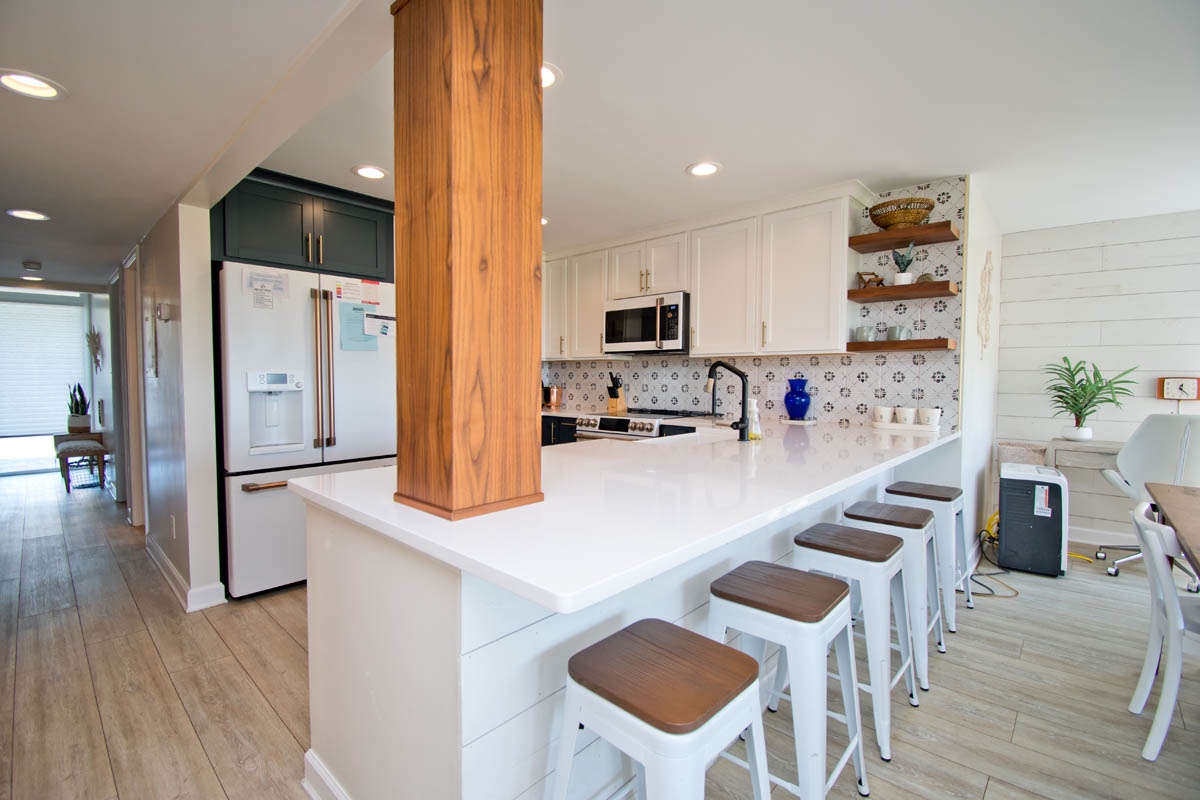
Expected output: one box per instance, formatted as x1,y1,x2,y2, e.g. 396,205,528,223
1127,502,1200,761
1097,414,1200,589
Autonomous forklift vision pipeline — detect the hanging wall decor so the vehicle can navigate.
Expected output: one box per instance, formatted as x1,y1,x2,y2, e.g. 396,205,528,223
87,326,102,373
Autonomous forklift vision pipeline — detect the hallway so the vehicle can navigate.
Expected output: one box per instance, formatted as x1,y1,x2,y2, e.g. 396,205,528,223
0,473,307,799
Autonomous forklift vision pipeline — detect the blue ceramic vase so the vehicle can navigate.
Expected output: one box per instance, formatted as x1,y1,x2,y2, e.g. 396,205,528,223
784,379,811,420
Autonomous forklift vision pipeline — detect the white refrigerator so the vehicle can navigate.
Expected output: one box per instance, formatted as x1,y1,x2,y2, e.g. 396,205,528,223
219,262,396,596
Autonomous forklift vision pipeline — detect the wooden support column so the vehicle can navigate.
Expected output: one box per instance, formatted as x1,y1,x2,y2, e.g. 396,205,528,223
392,0,544,519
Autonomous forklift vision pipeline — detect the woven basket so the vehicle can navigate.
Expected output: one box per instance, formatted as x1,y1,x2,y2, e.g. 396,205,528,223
868,197,935,230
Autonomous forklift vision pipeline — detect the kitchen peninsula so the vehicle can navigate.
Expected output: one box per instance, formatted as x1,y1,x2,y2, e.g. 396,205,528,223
290,420,960,800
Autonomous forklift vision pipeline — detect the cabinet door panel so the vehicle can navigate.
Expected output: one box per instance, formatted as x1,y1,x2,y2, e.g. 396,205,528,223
542,258,567,359
566,250,608,358
316,199,393,281
608,244,646,300
646,233,687,293
760,200,845,354
224,183,314,268
689,219,758,355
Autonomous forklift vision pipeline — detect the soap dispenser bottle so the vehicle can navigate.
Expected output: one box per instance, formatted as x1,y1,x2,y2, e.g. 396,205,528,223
747,398,763,441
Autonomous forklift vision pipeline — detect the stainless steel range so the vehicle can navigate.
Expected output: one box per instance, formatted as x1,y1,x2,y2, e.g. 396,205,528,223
573,409,716,441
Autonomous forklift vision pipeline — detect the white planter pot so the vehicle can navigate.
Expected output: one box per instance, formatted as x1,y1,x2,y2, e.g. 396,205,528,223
67,414,90,433
893,273,915,286
1062,425,1093,441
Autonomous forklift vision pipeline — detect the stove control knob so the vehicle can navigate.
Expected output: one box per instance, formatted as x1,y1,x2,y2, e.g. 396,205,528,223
576,418,583,426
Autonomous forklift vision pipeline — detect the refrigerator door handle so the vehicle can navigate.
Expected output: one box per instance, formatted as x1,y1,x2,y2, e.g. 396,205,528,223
323,289,337,447
311,288,324,448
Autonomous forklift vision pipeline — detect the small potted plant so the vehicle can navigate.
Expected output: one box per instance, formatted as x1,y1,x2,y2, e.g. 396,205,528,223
892,243,915,285
1043,357,1136,441
67,383,90,433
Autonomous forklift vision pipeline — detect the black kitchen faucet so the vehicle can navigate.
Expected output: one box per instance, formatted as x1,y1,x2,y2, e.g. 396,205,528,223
705,360,750,442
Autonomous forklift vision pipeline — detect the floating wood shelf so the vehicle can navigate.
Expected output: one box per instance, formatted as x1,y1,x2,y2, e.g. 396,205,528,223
846,338,957,353
849,221,961,254
848,280,958,304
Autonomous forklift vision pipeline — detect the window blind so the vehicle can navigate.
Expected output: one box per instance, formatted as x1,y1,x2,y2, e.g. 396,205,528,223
0,299,86,436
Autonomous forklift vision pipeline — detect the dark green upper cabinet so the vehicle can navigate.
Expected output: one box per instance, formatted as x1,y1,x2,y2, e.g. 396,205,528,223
315,198,392,280
218,171,394,281
224,183,315,268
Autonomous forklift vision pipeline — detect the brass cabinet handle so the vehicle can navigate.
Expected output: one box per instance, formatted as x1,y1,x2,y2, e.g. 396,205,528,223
311,288,324,448
559,335,564,355
241,480,289,493
305,232,312,263
690,325,696,346
762,320,767,347
318,234,324,265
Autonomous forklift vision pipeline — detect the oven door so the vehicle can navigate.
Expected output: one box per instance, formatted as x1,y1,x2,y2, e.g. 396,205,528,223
603,292,687,353
574,431,643,442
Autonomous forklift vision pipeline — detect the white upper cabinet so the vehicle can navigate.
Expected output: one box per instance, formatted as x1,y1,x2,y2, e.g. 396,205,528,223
646,233,688,294
759,199,848,354
688,218,758,356
608,243,645,300
566,249,608,358
542,258,567,360
607,233,687,299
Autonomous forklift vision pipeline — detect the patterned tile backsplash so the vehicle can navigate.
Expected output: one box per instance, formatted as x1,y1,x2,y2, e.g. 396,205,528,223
543,177,966,432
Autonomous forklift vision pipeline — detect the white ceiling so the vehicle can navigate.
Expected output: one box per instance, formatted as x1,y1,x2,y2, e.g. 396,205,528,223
3,0,1199,283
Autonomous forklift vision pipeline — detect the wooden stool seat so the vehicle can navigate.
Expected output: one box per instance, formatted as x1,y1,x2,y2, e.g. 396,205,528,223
845,500,932,530
567,619,758,734
711,560,849,623
794,522,903,563
886,481,963,503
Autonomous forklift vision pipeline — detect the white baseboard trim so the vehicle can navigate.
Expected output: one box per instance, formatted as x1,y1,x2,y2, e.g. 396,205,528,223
303,750,352,800
1068,525,1136,550
146,536,227,613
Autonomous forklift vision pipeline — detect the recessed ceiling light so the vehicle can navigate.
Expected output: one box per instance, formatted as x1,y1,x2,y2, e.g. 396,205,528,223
20,275,44,282
354,165,388,180
0,71,65,99
541,63,562,89
685,161,722,177
541,217,549,226
6,209,50,221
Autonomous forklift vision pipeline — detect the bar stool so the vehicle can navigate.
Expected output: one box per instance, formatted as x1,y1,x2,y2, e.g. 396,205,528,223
793,523,918,762
707,561,869,798
843,501,945,691
552,618,770,800
884,481,973,633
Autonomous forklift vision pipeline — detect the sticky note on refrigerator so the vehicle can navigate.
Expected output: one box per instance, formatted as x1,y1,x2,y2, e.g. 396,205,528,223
339,302,377,351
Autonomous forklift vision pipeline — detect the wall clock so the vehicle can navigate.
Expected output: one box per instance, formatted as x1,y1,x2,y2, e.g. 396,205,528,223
1157,377,1200,401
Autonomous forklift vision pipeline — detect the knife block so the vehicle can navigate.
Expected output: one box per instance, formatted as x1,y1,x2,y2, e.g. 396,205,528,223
607,388,627,416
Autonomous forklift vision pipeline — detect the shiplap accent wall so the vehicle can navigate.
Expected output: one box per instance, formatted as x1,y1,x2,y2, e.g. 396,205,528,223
998,210,1200,542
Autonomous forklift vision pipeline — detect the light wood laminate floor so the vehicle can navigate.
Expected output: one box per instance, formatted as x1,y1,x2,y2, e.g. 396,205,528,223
2,472,1198,799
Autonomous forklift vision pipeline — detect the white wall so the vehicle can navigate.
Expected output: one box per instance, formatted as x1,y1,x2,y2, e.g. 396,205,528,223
140,203,224,610
998,209,1200,443
958,177,1003,544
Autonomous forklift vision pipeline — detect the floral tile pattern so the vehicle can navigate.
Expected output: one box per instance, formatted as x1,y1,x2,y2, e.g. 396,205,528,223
543,178,965,432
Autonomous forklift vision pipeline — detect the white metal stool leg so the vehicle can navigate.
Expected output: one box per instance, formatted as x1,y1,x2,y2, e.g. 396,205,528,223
833,623,868,794
957,507,974,609
794,541,915,763
926,534,946,653
844,512,941,691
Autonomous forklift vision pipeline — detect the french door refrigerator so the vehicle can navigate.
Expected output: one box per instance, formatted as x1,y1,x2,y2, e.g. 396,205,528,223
219,261,396,596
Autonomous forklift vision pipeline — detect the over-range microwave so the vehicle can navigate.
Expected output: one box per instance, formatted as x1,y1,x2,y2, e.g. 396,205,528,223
602,291,689,354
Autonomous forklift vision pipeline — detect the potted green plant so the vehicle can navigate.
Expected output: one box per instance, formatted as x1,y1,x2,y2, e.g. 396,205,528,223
891,242,915,285
67,383,90,433
1043,357,1136,441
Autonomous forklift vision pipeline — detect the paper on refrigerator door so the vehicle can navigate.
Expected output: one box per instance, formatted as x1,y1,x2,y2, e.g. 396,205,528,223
360,280,381,305
339,302,377,351
364,313,395,337
334,279,361,303
242,267,289,309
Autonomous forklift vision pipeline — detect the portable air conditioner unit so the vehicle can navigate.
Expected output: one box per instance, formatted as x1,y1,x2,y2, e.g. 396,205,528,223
998,462,1069,576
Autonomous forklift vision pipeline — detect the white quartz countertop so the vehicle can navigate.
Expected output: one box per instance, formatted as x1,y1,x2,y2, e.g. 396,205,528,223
289,421,959,613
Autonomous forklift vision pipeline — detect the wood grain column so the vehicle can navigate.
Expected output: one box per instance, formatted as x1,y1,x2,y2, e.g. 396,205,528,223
391,0,544,519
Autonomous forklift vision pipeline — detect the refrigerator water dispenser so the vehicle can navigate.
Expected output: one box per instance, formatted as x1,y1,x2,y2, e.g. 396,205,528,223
246,371,304,455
